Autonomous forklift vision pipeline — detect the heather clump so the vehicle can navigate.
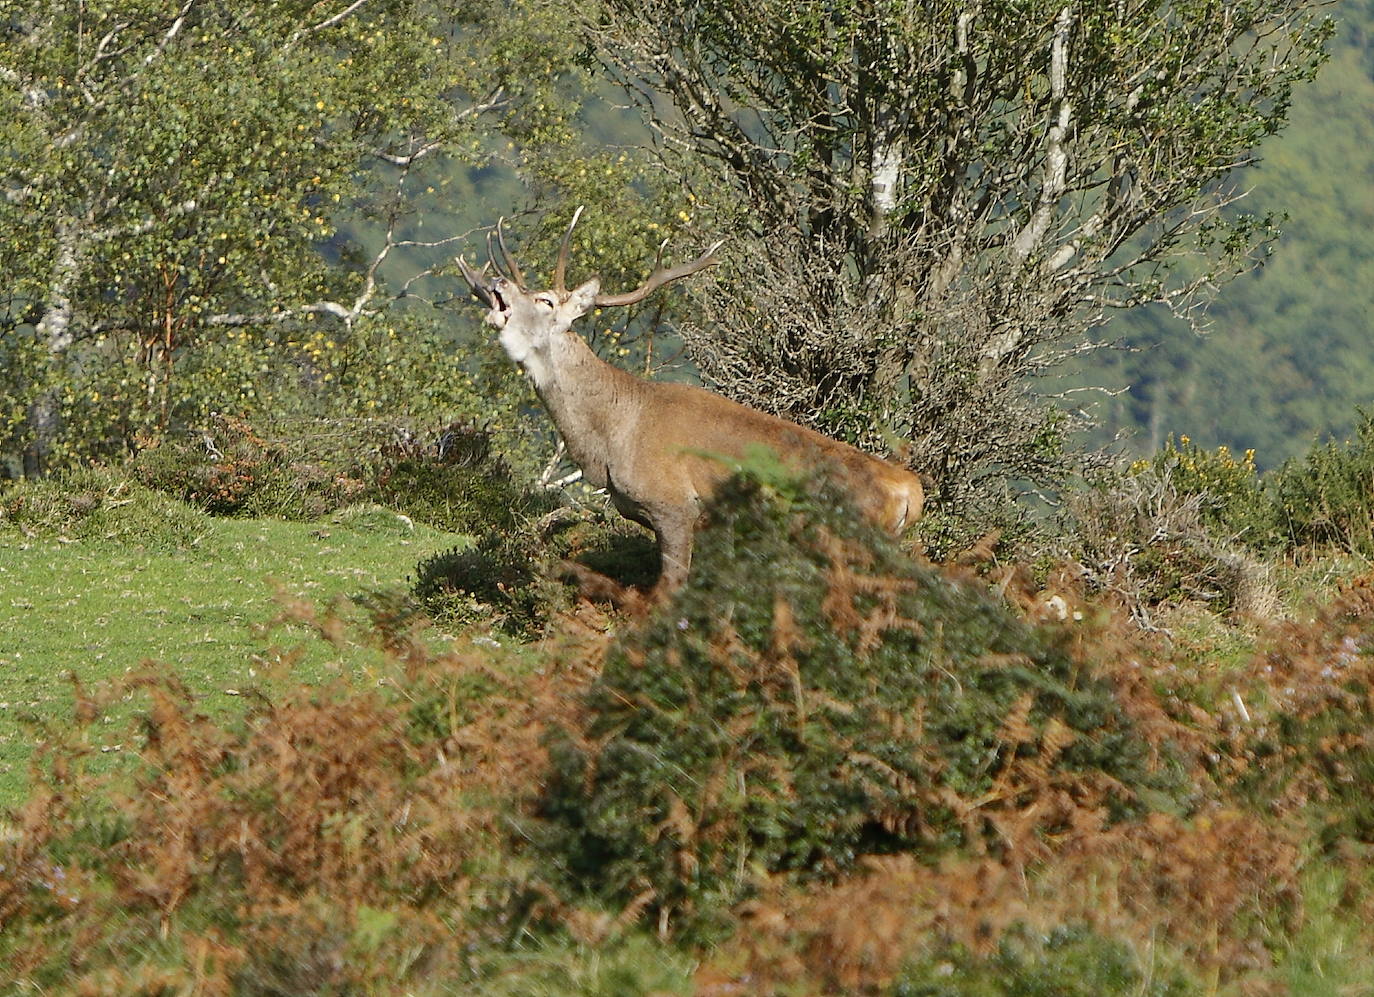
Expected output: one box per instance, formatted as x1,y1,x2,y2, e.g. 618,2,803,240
0,465,210,550
539,470,1184,928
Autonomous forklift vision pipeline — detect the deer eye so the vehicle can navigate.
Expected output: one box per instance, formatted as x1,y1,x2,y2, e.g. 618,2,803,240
537,296,556,308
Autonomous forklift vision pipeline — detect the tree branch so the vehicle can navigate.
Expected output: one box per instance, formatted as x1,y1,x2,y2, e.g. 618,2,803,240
1010,6,1076,264
286,0,379,49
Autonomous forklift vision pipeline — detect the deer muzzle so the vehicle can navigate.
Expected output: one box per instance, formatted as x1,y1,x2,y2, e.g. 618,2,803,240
457,255,499,310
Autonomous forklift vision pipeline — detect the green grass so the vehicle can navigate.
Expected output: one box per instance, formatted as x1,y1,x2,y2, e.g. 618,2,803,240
0,505,472,806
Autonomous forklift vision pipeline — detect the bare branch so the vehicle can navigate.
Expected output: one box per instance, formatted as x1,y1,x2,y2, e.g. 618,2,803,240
143,0,197,68
287,0,379,48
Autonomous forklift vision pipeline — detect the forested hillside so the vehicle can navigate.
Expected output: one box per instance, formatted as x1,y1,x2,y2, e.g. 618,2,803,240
1084,0,1374,467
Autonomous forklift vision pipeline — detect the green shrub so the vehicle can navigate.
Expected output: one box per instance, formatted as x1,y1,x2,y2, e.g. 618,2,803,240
539,470,1177,928
892,925,1197,996
413,531,549,637
130,414,548,531
1269,411,1374,556
131,415,359,518
0,467,211,550
1120,419,1374,558
411,504,666,636
327,502,423,537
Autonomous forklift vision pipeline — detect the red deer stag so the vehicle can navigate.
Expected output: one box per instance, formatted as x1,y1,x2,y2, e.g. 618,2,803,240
457,209,923,594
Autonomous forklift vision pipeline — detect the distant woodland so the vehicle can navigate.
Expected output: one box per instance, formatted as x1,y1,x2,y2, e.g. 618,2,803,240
1083,0,1374,467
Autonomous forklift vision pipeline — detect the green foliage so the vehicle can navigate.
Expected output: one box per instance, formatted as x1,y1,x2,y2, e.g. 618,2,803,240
1279,865,1374,995
131,417,349,519
0,467,210,551
369,452,547,537
893,925,1197,997
540,471,1172,927
1066,464,1274,623
0,0,589,471
128,414,544,533
469,934,695,997
1268,411,1374,556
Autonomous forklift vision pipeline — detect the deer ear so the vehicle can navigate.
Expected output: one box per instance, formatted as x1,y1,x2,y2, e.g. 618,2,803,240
565,277,600,315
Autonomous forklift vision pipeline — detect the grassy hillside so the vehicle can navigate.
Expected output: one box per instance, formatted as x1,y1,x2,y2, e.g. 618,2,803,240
0,509,470,804
3,452,1374,995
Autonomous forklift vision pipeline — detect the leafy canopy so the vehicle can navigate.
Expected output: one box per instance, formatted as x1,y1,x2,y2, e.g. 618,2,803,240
0,0,583,469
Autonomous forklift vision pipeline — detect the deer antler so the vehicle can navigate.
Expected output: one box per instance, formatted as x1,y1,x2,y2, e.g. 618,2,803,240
552,205,585,297
456,255,496,308
487,217,527,290
593,237,725,308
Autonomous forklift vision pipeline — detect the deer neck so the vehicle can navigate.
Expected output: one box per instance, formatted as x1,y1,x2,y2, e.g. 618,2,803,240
521,329,640,483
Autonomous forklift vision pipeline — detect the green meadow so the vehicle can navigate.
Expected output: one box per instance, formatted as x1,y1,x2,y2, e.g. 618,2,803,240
0,510,469,804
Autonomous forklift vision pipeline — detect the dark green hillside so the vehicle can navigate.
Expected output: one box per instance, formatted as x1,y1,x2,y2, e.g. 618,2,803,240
1084,9,1374,466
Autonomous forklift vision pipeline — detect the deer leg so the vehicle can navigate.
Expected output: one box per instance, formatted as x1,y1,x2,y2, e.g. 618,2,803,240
652,515,695,595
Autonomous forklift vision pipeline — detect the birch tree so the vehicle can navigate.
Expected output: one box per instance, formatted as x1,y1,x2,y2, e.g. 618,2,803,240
587,0,1332,503
0,0,579,473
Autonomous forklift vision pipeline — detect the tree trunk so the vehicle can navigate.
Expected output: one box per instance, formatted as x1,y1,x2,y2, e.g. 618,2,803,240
23,223,82,476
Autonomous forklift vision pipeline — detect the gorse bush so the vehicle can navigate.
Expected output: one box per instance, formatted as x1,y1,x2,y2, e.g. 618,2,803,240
131,414,354,519
1067,462,1278,625
1269,410,1374,556
1065,416,1374,624
1104,419,1374,562
1128,434,1276,544
412,503,665,636
540,471,1180,929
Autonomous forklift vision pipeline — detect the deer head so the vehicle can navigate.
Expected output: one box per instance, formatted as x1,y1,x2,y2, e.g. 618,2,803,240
456,207,723,368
